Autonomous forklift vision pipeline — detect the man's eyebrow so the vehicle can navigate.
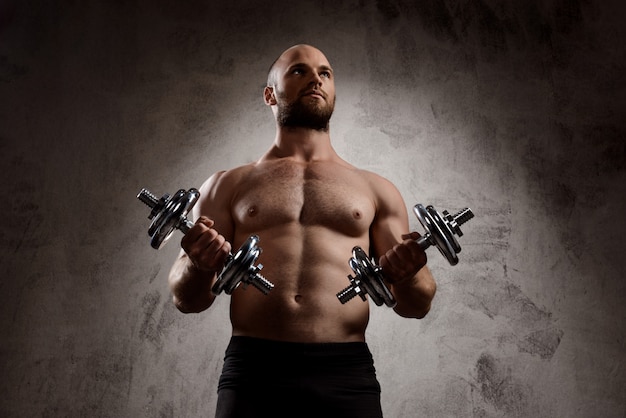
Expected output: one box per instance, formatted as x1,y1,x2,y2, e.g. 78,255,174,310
288,63,334,72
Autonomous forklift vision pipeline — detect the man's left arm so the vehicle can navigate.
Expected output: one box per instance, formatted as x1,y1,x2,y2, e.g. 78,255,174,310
369,177,437,318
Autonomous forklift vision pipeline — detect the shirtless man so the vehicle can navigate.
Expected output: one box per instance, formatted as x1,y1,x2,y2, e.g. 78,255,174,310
168,44,436,418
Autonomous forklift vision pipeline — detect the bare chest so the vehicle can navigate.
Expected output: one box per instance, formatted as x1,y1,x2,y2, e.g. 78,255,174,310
232,160,375,236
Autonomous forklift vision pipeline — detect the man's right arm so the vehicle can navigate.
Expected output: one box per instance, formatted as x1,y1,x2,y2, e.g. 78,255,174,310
169,251,219,314
167,171,234,313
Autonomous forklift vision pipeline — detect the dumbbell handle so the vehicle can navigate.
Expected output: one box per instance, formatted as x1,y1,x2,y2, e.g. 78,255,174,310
179,219,194,233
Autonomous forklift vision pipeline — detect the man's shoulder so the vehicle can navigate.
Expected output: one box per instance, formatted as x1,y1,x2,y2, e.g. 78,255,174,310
353,167,405,207
212,162,257,181
198,162,256,196
353,166,395,188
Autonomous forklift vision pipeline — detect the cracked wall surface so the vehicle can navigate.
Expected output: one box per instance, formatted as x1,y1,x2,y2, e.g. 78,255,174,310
1,0,625,417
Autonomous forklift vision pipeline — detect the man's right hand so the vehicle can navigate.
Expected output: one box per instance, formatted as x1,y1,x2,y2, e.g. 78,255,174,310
181,216,232,273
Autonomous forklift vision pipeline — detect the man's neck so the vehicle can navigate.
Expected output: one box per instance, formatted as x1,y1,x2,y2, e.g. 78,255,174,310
262,126,337,163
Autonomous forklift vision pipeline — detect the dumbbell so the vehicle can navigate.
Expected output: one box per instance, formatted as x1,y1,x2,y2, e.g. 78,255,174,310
137,188,274,296
336,204,474,306
336,246,397,307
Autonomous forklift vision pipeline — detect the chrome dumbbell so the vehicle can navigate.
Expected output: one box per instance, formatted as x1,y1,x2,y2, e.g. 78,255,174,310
337,204,474,306
137,188,274,296
412,204,474,266
336,247,397,307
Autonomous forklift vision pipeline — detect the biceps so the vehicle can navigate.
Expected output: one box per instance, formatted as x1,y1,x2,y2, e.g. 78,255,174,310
370,203,410,258
193,174,235,241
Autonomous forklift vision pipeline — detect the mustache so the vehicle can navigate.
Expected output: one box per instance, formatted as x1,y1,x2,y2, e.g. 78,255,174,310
300,88,327,99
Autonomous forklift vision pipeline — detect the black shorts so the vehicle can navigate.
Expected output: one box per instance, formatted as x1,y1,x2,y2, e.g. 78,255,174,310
215,336,383,418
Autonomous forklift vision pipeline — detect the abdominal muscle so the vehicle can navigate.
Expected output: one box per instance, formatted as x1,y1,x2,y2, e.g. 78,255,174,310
229,224,371,343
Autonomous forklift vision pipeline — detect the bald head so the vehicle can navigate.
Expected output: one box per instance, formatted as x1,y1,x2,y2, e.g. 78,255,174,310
263,44,336,131
267,44,331,86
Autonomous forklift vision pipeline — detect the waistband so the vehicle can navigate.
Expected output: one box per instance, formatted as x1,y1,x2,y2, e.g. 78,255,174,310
219,336,379,392
225,336,372,358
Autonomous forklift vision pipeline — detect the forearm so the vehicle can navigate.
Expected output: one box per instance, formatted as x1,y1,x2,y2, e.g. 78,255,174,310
387,267,436,319
168,255,218,313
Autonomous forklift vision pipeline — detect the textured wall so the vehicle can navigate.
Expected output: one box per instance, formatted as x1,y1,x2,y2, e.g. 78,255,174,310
1,0,625,417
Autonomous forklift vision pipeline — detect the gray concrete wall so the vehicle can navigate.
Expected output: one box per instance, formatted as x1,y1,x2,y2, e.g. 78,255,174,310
1,0,625,417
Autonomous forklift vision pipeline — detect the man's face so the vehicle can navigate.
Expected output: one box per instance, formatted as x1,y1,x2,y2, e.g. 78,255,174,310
268,46,336,131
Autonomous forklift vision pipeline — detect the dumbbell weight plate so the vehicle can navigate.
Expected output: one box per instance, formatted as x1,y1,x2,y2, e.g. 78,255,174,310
413,204,460,265
212,235,262,295
148,189,199,249
349,247,396,307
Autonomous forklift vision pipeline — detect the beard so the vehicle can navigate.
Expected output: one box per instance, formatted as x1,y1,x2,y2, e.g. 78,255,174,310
276,91,335,132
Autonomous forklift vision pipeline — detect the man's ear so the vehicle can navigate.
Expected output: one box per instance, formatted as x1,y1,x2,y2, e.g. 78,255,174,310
264,86,277,105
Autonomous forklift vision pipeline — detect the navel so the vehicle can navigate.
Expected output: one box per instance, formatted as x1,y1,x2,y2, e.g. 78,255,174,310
294,294,303,304
353,209,362,220
247,205,258,217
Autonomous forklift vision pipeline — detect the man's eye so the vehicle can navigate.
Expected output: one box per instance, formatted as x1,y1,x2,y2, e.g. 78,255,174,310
321,71,331,78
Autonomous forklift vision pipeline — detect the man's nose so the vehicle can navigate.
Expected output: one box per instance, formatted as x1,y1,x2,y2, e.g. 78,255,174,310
310,71,323,85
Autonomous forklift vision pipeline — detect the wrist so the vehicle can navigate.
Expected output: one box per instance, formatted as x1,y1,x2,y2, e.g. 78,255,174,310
384,274,412,286
187,258,218,277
